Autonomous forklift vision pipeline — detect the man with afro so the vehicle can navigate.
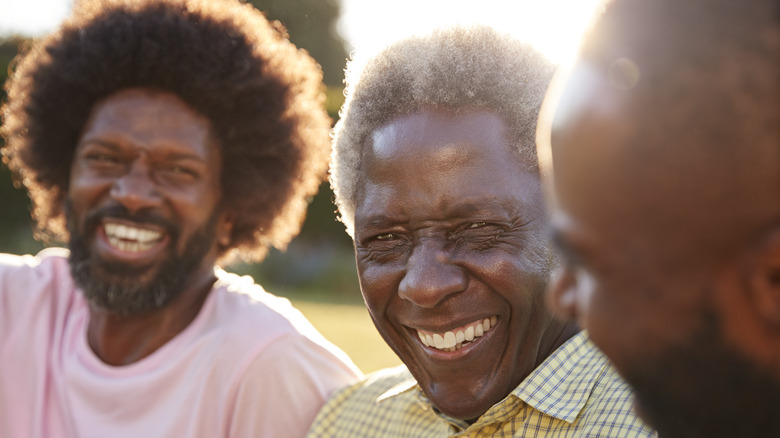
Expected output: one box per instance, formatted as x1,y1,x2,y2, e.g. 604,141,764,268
0,0,361,436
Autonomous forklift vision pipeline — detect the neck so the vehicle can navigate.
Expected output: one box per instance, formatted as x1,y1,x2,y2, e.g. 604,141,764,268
86,271,216,366
536,319,580,368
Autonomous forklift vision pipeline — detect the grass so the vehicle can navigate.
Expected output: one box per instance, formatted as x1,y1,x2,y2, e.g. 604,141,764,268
290,299,402,374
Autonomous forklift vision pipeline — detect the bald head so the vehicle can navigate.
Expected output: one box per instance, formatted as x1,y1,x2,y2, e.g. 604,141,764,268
539,0,780,435
548,0,779,264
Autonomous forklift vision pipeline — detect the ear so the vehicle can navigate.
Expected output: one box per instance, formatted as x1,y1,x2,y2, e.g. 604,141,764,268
749,227,780,325
546,265,579,321
216,212,235,248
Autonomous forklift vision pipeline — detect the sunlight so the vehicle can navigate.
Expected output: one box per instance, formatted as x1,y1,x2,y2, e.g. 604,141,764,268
339,0,604,65
2,0,603,66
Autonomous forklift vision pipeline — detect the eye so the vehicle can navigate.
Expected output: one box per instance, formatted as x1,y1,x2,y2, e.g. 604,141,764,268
356,230,410,263
168,165,198,177
450,221,505,250
160,163,202,183
81,151,125,173
85,152,119,163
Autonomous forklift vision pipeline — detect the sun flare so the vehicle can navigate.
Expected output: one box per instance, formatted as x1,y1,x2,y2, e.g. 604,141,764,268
339,0,604,65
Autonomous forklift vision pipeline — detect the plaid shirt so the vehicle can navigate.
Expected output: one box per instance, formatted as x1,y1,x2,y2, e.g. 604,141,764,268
307,332,656,437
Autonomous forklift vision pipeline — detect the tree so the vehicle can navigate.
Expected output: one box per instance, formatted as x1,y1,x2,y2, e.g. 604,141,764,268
0,38,44,254
248,0,348,87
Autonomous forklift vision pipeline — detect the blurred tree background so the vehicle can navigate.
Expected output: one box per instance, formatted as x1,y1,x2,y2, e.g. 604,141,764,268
0,0,362,303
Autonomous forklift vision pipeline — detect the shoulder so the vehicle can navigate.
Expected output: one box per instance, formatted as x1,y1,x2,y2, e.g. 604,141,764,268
0,248,77,310
209,269,319,342
307,365,418,437
344,365,415,402
205,269,361,379
0,247,71,279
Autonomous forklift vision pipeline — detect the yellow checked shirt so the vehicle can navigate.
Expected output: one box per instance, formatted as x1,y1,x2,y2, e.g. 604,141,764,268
307,332,656,437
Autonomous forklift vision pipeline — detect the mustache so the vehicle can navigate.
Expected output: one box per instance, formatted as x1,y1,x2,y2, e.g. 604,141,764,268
80,204,179,240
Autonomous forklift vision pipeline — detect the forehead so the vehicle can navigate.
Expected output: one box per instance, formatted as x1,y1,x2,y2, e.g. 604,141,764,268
80,88,218,159
356,109,540,223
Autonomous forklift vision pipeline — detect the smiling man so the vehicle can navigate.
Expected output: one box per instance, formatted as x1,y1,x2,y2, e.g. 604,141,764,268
0,0,361,436
307,25,654,437
536,0,779,436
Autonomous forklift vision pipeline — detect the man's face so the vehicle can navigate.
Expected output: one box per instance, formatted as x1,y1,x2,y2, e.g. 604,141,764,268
67,88,230,315
354,108,566,422
540,62,780,436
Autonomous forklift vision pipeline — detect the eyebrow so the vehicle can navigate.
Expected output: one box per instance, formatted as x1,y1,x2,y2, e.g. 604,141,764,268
77,139,119,150
77,139,208,163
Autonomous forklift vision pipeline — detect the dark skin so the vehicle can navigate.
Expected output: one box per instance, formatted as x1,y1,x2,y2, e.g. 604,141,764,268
354,108,578,421
536,0,780,434
86,278,213,365
68,88,233,365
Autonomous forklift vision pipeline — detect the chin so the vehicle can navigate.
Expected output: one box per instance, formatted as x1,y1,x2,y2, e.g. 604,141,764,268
423,380,504,423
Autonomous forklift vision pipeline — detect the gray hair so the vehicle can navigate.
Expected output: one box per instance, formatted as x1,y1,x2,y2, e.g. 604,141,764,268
331,25,556,236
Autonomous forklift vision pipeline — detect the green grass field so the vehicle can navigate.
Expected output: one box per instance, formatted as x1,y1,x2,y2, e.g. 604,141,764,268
290,299,402,374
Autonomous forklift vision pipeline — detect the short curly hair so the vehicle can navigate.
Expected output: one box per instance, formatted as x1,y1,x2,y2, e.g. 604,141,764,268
1,0,330,263
330,25,556,237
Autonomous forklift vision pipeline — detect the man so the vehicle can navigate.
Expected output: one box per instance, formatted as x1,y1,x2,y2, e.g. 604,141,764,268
308,25,654,437
0,0,361,436
537,0,779,436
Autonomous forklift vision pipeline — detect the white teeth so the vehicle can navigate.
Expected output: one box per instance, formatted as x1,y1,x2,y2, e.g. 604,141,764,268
416,316,498,352
465,326,475,341
104,223,162,244
104,222,163,253
443,332,456,349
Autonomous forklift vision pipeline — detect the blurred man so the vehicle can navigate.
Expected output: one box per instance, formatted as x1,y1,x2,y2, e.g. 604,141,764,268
537,0,779,436
0,0,361,436
307,25,654,437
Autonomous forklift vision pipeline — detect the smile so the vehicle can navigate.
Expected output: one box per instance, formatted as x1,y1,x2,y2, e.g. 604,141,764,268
416,316,498,352
103,221,164,253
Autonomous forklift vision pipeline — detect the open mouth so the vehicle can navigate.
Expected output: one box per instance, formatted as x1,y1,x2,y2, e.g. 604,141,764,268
103,221,165,253
416,316,498,352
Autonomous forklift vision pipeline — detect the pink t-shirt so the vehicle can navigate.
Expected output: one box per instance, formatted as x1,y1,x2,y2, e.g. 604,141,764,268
0,248,363,437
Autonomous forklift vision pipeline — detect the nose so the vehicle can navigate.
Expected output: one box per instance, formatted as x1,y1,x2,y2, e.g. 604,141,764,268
398,238,467,308
109,160,162,213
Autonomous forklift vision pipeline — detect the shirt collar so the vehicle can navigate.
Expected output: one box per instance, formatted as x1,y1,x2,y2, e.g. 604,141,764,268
376,377,418,403
513,331,607,423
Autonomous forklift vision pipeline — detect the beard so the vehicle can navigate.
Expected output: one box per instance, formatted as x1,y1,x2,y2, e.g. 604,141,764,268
622,306,780,437
66,202,219,316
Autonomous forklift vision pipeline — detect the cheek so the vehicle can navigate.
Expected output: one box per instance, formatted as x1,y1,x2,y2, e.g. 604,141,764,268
66,177,106,223
357,261,401,314
493,252,551,303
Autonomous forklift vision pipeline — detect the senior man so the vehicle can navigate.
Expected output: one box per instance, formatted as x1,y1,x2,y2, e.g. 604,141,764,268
537,0,779,436
0,0,361,436
307,25,655,437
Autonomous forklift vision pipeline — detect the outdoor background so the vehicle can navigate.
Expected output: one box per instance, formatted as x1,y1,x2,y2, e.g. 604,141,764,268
0,0,599,373
0,0,406,374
